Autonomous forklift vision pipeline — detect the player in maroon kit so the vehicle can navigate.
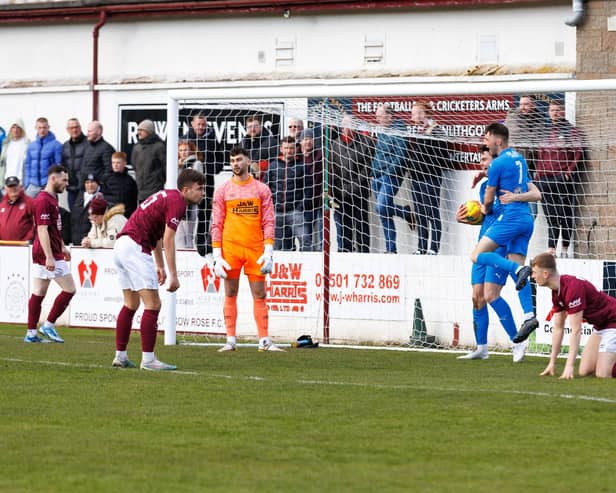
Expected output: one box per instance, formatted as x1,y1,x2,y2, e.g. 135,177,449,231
26,165,75,343
530,252,616,379
111,168,205,371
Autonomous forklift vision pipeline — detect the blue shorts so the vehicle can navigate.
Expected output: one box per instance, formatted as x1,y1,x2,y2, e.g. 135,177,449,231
471,245,508,286
483,212,534,257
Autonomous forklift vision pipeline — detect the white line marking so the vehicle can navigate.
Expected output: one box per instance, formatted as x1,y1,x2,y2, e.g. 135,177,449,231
3,356,615,404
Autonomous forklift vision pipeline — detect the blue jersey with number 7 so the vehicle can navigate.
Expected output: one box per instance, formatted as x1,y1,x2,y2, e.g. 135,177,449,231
486,147,531,217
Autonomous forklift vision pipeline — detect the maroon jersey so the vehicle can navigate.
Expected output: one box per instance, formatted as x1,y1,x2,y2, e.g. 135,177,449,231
0,191,35,242
32,191,64,264
552,274,616,330
118,189,186,254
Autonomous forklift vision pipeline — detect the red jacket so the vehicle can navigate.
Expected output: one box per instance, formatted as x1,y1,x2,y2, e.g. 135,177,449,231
0,190,35,242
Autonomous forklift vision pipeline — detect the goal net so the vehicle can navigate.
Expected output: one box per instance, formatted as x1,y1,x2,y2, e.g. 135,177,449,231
165,79,616,357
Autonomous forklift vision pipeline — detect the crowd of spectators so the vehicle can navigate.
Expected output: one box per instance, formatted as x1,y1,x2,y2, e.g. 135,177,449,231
0,100,584,255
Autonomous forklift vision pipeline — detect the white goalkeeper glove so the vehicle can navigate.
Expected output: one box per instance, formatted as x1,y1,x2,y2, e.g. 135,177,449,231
257,244,274,275
212,247,231,279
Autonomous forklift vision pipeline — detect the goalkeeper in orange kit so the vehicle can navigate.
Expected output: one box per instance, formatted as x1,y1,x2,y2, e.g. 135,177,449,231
211,146,284,352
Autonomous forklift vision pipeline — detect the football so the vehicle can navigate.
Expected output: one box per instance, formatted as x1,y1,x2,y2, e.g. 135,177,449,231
464,199,484,225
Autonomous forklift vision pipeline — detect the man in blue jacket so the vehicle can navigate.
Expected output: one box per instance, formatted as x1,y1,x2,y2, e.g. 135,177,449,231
24,117,62,198
371,104,415,254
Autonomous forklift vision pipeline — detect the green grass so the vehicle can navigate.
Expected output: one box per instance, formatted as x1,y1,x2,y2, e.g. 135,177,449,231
0,325,614,493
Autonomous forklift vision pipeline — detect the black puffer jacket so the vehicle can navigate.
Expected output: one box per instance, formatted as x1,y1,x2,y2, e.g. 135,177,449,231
61,134,88,195
80,138,115,187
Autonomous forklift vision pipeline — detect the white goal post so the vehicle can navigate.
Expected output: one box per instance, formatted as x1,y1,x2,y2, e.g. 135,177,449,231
164,76,616,351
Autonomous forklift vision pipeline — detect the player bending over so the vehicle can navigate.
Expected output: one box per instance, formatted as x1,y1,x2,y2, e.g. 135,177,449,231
532,253,616,379
457,146,541,362
111,168,206,370
212,146,283,352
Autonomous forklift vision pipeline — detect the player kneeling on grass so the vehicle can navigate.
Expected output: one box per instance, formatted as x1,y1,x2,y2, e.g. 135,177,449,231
532,252,616,379
211,146,283,352
111,168,205,371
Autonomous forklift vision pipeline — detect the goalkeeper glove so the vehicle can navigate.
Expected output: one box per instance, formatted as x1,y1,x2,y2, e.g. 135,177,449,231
257,244,274,275
212,248,231,279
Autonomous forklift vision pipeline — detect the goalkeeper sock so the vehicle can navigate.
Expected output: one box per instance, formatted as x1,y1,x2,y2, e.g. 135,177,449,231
473,306,489,346
224,296,238,337
226,336,236,346
116,306,136,351
476,252,518,275
47,290,74,324
140,309,159,353
254,298,269,339
489,297,518,340
27,293,44,330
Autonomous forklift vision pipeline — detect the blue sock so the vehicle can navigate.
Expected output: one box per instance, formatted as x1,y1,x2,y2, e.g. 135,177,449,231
489,296,518,341
477,252,519,276
473,306,489,345
514,273,534,315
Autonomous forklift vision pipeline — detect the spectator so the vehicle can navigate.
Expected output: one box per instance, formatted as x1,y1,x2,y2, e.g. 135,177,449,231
505,95,546,218
24,117,62,198
176,140,203,248
329,114,373,253
535,99,583,257
178,140,204,173
81,120,115,189
81,197,127,249
182,112,224,257
61,118,87,209
408,101,449,255
102,152,138,219
287,117,304,148
242,114,277,180
266,136,306,251
132,119,166,203
0,118,30,196
71,173,103,246
371,104,415,254
300,128,323,251
505,94,546,178
0,176,35,242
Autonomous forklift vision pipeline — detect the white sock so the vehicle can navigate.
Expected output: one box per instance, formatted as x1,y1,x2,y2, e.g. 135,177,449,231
142,352,155,363
259,337,270,347
523,312,535,321
227,336,236,346
44,320,53,328
476,344,488,353
27,329,37,337
115,350,128,360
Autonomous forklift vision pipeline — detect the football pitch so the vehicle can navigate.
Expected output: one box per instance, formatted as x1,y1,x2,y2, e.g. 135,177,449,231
1,325,614,493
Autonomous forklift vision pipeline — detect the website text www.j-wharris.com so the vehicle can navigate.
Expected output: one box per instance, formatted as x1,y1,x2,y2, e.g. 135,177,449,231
315,291,401,304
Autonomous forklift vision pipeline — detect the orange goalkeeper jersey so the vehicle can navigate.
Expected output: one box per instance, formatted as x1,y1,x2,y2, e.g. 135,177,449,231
211,175,275,250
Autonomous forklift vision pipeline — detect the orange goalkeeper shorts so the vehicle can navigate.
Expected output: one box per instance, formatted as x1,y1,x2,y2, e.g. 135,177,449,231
222,244,265,280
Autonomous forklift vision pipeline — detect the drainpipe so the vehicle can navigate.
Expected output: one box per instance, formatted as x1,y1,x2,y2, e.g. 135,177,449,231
565,0,584,27
92,10,108,120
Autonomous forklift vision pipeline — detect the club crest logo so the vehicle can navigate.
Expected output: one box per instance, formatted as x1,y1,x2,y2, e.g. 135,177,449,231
200,263,220,293
78,259,98,288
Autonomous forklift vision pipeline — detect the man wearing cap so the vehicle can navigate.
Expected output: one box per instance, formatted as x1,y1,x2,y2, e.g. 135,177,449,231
71,173,104,245
81,197,127,249
0,176,35,242
131,119,166,203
